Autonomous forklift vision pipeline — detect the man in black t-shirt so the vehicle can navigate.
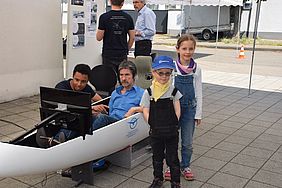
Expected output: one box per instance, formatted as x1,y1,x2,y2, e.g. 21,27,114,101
96,0,135,73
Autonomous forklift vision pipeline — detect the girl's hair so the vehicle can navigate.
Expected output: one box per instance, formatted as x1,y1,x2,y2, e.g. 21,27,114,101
176,34,197,49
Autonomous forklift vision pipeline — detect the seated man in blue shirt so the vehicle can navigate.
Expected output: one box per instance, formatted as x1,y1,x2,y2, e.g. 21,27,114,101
92,60,144,130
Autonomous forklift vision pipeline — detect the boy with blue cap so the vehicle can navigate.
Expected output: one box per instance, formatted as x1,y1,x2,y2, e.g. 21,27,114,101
141,55,182,188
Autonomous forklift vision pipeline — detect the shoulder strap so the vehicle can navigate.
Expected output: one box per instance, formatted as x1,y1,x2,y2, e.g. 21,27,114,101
147,87,152,96
172,87,178,97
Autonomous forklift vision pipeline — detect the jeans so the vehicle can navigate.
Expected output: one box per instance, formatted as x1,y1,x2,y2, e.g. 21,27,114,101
179,106,196,169
92,114,118,130
54,128,78,141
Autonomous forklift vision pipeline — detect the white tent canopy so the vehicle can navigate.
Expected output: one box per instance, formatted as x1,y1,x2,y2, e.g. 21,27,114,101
124,0,243,6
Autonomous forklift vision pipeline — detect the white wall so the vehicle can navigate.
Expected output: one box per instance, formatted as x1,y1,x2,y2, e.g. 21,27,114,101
241,0,282,39
0,0,63,102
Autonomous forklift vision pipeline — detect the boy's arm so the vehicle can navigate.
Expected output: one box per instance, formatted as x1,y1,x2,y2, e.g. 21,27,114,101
143,107,149,123
173,100,181,120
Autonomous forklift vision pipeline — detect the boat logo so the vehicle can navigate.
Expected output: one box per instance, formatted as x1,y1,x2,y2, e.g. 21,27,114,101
128,117,138,129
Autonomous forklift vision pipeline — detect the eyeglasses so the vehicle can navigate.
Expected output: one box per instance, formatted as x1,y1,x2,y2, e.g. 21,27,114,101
156,71,172,77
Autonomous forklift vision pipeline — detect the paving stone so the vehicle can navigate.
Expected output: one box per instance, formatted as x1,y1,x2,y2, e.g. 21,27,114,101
252,170,282,188
257,133,282,144
231,154,267,169
192,156,227,171
0,114,28,123
265,128,282,137
90,170,128,188
240,124,268,133
262,160,282,174
218,120,245,129
0,178,30,188
240,146,275,160
133,167,153,183
203,148,237,162
248,119,274,128
194,136,223,148
220,162,258,179
207,172,248,188
193,144,211,156
201,183,223,188
228,116,252,124
201,117,224,125
233,129,261,139
180,179,203,188
249,139,281,151
18,110,40,119
244,180,279,188
190,166,216,182
5,106,32,114
15,172,57,186
215,141,246,153
0,124,24,136
210,125,238,135
269,151,282,163
107,164,146,177
0,110,14,118
115,178,149,188
256,112,282,123
224,135,253,146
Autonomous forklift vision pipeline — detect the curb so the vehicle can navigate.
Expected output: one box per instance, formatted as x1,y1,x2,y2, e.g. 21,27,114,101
153,42,282,52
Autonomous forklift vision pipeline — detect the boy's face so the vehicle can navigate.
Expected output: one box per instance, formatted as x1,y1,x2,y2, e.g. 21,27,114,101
152,68,172,85
71,72,88,91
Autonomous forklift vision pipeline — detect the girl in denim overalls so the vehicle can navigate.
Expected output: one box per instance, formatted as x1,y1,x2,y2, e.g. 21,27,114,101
165,34,203,181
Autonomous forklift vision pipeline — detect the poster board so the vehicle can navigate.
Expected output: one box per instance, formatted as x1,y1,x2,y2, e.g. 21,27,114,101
66,0,105,78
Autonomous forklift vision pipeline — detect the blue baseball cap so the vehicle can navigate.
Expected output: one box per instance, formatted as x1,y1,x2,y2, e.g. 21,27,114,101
152,55,175,70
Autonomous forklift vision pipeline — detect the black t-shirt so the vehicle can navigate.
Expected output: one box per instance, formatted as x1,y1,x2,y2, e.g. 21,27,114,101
98,10,134,57
55,79,96,98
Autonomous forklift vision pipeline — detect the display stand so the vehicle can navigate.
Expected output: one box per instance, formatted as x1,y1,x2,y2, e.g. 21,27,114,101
106,137,152,169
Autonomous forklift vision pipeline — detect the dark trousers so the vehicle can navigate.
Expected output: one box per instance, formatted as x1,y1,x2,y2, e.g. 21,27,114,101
102,55,127,74
150,134,180,183
134,40,152,57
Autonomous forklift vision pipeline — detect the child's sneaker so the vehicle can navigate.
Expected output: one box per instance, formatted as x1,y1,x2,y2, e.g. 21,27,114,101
164,168,171,181
149,178,163,188
181,167,194,181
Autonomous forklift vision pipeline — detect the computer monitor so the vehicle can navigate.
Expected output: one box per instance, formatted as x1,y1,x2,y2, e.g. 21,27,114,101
40,86,92,139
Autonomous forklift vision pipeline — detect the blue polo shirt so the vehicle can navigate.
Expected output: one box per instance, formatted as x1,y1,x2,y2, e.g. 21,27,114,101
109,85,144,120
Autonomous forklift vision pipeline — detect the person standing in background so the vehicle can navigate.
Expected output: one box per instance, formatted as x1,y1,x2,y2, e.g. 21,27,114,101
133,0,156,57
96,0,135,73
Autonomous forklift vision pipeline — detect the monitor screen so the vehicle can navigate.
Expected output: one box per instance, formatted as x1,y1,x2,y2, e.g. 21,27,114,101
40,86,92,139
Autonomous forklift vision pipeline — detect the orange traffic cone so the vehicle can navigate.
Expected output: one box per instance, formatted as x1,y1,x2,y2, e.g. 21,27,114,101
238,45,245,59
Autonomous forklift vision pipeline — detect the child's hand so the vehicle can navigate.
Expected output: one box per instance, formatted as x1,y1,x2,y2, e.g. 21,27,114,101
195,119,201,126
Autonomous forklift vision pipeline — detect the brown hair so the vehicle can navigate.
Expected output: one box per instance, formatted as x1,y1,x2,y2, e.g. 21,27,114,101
111,0,124,6
176,34,197,49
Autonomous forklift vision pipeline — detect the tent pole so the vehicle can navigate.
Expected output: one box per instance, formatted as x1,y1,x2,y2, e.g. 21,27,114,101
216,0,221,49
248,0,262,95
237,5,241,52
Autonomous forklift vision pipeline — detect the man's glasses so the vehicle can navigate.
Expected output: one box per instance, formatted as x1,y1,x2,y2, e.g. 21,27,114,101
156,71,172,77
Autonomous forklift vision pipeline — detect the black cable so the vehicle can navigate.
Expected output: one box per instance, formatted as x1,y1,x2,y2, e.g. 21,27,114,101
0,119,27,131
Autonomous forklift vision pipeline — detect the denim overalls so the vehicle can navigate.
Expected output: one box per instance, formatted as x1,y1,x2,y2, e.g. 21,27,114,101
174,72,197,169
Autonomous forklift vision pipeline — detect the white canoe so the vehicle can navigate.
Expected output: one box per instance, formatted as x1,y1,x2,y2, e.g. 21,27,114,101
0,113,149,177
